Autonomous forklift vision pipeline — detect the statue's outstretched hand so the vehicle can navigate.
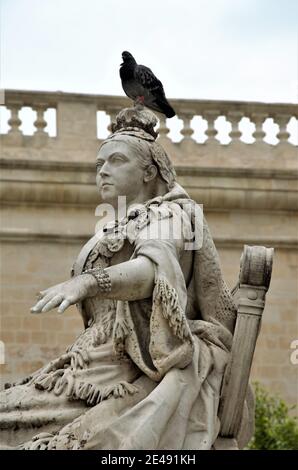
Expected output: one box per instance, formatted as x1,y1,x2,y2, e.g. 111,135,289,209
30,274,98,314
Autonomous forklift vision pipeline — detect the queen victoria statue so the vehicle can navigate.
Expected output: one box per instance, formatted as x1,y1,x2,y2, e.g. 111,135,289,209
0,106,244,450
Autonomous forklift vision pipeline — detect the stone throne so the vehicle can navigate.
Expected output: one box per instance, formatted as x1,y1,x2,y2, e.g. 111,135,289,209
214,244,274,450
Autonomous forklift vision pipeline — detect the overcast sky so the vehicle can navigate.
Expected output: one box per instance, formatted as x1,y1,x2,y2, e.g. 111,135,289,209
1,0,297,103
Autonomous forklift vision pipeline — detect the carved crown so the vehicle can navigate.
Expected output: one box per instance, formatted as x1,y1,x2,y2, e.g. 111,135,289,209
111,105,158,139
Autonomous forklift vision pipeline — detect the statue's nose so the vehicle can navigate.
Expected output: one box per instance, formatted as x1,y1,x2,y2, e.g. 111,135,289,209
99,161,110,177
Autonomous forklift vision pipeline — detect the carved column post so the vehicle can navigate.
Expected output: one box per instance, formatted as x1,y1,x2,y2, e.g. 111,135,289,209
33,103,48,146
275,114,291,144
228,111,243,143
157,115,170,140
251,113,267,143
180,113,194,141
204,110,219,144
33,104,47,135
7,102,23,145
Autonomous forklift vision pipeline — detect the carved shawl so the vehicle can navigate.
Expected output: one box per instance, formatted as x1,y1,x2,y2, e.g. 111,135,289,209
73,183,236,382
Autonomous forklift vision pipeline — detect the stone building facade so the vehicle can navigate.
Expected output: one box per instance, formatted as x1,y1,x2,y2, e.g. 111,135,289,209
0,90,297,406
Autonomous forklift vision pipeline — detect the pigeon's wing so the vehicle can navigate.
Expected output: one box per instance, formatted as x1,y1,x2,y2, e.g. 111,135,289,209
135,65,166,97
135,64,176,118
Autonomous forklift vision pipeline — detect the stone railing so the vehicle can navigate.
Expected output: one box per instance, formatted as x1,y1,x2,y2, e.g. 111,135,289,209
1,89,297,213
1,90,297,157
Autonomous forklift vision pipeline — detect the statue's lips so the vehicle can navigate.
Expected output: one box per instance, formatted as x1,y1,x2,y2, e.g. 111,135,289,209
101,183,113,188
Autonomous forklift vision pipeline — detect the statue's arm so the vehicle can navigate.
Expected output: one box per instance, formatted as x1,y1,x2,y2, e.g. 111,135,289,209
30,256,155,314
31,202,191,315
102,256,155,300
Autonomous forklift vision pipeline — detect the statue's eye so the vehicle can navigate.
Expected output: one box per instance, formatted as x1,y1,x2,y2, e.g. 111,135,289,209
111,155,125,163
96,161,103,172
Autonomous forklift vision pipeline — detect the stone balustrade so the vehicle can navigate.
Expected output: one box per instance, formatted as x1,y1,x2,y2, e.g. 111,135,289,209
1,89,297,152
1,89,297,213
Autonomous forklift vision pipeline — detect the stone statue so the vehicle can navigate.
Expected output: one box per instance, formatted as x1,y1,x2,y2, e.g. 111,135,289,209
0,106,238,450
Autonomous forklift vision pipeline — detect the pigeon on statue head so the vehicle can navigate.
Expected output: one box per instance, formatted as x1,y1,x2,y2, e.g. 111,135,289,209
119,51,176,119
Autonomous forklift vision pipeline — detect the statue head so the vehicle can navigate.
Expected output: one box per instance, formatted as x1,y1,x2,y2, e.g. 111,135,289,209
96,106,176,208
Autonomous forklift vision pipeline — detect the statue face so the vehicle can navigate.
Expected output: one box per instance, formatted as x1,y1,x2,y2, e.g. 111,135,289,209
96,139,146,207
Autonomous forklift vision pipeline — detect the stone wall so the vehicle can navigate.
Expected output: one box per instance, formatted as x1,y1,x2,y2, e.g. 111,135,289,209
1,90,297,406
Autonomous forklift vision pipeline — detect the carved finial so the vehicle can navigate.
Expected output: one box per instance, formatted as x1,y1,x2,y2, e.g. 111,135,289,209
239,245,274,289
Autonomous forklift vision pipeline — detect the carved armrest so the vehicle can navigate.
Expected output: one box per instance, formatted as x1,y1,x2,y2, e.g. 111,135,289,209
218,245,274,439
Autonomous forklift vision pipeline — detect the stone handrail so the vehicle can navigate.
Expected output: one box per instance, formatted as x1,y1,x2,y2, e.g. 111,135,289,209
1,90,297,225
1,89,298,147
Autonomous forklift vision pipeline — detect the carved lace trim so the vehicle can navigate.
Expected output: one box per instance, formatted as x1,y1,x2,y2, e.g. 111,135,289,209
153,277,193,342
26,308,115,390
216,280,237,322
112,301,131,360
67,304,116,352
34,366,139,405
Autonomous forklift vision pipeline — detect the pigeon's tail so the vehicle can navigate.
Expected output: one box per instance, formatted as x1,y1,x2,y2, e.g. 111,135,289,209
156,99,176,118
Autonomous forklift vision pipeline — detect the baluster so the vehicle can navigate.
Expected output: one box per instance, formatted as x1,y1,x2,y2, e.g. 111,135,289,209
204,110,219,143
180,113,194,141
228,111,243,142
33,104,48,135
8,102,22,136
251,113,267,142
157,115,170,140
32,103,48,146
275,114,291,144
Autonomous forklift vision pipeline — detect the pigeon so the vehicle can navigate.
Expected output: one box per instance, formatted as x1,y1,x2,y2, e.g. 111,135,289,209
120,51,176,118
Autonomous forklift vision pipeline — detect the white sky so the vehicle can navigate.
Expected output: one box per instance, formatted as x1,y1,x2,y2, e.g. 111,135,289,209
1,0,297,102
